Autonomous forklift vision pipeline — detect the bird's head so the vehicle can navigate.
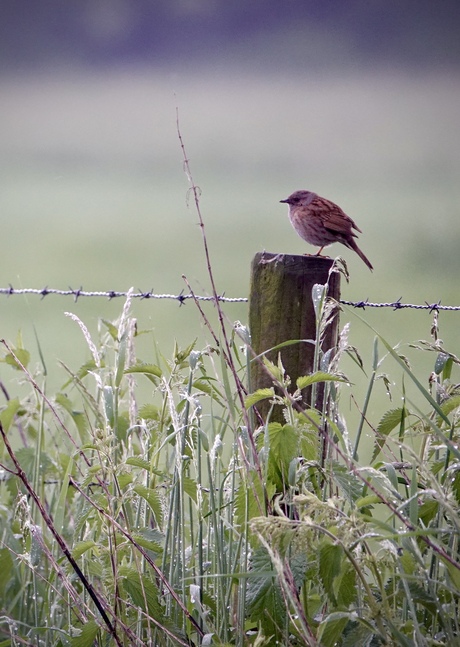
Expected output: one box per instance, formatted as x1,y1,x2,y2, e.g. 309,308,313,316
280,190,317,207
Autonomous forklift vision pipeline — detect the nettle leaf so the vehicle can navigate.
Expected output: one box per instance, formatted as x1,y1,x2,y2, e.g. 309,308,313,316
126,456,151,471
262,356,285,382
440,555,460,590
0,397,21,432
192,377,225,405
182,476,198,503
133,485,163,525
245,388,275,409
125,362,162,378
332,463,363,504
16,447,55,481
235,474,271,529
290,550,308,589
418,498,439,525
335,563,357,607
131,528,164,554
246,547,286,639
372,408,408,462
3,347,30,370
317,612,350,647
319,541,343,605
440,393,460,419
72,540,98,560
120,568,164,619
296,372,347,390
70,620,100,647
138,403,165,423
266,423,299,490
117,472,133,490
299,426,319,462
342,621,375,647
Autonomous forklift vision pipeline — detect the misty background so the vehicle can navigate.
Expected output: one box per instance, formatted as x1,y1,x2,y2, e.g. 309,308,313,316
1,1,460,414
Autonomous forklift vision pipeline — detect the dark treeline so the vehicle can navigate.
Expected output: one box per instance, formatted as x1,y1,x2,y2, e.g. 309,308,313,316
1,0,459,70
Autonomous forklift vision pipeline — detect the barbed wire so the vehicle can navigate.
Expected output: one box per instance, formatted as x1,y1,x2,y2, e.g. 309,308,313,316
339,298,460,312
0,286,247,304
0,285,459,312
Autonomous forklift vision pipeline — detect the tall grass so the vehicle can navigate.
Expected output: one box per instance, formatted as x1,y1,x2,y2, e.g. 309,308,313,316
1,136,460,646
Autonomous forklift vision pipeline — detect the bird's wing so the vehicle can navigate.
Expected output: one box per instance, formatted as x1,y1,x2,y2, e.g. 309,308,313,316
320,201,362,236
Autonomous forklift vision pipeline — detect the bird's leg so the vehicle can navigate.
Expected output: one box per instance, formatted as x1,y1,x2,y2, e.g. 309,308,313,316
315,246,325,256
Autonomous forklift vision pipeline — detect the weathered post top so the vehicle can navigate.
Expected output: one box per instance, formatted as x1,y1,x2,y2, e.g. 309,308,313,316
249,252,341,421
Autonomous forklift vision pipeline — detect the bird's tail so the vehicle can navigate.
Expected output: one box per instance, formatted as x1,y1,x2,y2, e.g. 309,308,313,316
348,239,373,271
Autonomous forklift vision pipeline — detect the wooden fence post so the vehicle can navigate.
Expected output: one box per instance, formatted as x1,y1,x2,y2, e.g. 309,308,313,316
249,252,341,421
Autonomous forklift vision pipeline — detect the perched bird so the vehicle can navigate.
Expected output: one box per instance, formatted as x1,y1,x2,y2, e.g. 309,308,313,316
280,190,373,271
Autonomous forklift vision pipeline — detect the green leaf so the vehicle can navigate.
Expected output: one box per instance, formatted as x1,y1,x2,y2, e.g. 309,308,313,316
174,339,197,364
342,621,375,647
117,472,133,489
440,555,460,590
0,548,13,598
332,463,363,504
244,388,275,409
138,403,164,422
290,550,308,589
336,564,357,607
317,612,350,647
265,423,298,490
55,393,89,443
192,377,224,404
72,541,97,560
3,347,30,370
418,498,439,525
235,473,270,529
182,476,198,503
440,393,460,418
246,547,286,640
121,568,164,619
101,318,118,340
355,494,381,508
131,528,165,553
319,541,343,605
15,447,54,481
125,362,162,378
296,372,347,390
0,397,21,431
126,457,151,471
133,485,163,524
372,408,407,462
71,620,99,647
262,356,285,382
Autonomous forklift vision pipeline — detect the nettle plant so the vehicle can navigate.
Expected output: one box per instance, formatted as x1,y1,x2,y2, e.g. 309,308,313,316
0,282,459,647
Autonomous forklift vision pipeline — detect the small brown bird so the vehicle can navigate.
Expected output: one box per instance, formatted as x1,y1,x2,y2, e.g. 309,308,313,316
280,190,373,271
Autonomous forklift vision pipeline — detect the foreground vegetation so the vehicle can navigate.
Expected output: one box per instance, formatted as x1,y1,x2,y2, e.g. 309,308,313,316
0,271,459,646
1,151,460,645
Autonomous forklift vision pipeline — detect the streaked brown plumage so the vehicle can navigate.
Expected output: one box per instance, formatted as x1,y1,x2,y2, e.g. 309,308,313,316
280,190,373,271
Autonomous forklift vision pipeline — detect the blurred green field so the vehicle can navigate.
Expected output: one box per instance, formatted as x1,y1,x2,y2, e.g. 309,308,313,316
1,67,460,432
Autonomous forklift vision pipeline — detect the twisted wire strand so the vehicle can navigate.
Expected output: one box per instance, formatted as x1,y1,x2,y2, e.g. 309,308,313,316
0,286,459,311
0,286,247,304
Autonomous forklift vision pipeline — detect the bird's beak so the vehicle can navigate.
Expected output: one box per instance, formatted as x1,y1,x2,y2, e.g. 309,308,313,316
280,199,289,204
